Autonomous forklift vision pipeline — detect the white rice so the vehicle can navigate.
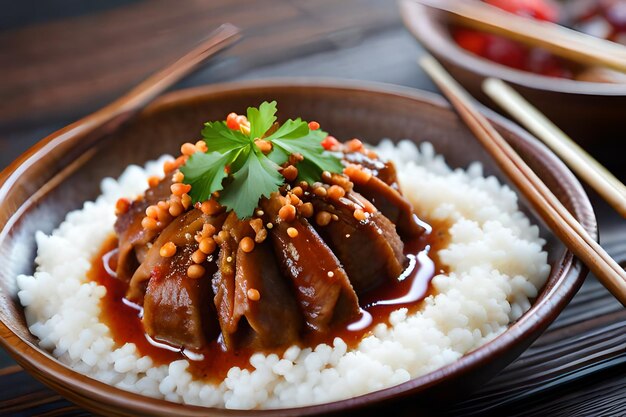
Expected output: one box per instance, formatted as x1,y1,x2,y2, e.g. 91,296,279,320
16,140,550,409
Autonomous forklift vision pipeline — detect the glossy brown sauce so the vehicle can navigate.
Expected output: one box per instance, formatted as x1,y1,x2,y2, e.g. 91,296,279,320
89,218,449,381
311,218,449,346
90,238,253,381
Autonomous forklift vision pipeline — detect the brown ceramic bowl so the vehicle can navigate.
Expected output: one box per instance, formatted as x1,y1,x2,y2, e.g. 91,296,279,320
0,79,595,416
399,0,626,144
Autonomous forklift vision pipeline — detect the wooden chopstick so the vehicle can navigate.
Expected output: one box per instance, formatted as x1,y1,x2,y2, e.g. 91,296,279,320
419,54,626,307
482,78,626,218
0,23,241,204
98,23,241,118
411,0,626,73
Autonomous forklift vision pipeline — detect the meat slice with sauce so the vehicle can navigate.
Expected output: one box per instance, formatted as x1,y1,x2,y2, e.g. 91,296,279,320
353,175,425,238
114,178,173,283
127,209,224,349
212,212,302,350
262,194,361,333
343,151,398,188
343,150,425,238
310,192,405,294
142,254,217,349
110,129,427,354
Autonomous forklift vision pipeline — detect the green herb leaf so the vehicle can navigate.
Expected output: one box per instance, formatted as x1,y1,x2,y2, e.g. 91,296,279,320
201,121,249,153
183,101,344,219
219,149,284,218
268,122,343,183
265,117,309,140
180,150,236,203
247,101,277,140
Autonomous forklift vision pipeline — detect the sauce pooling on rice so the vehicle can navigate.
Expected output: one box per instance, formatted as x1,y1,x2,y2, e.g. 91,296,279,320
90,221,448,380
92,102,448,380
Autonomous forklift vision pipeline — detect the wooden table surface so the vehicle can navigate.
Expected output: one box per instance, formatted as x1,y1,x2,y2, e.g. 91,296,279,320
0,1,624,416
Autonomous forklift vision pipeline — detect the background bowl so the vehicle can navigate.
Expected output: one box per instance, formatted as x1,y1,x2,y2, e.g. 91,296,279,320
0,79,595,416
399,0,626,145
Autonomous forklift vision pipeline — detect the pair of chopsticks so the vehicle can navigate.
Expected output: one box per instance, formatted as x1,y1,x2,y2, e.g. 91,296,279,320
420,55,626,307
0,23,241,204
483,79,626,217
413,0,626,74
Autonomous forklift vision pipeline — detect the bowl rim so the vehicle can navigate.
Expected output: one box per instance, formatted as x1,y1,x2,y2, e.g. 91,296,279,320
0,78,595,416
399,0,626,96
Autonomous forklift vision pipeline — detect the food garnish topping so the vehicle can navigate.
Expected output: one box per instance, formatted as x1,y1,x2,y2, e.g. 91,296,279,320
180,101,343,218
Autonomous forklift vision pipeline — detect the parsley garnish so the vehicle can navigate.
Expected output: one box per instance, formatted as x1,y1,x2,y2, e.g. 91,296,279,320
180,101,343,218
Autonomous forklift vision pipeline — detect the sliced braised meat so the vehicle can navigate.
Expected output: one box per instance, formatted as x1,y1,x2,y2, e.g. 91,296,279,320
261,194,360,333
353,175,425,238
343,151,398,188
127,209,223,301
310,192,405,294
142,252,218,349
114,178,173,283
212,213,302,350
211,215,237,345
126,209,224,349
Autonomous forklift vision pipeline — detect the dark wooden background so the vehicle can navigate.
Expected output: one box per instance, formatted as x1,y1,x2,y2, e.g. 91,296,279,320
0,1,624,416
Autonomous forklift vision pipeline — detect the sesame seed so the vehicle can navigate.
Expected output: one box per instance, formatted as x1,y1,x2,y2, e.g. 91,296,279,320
171,183,191,196
181,142,197,156
282,165,298,182
145,205,159,219
353,209,367,221
291,186,303,197
327,271,334,278
298,202,314,218
313,186,327,197
115,198,131,215
343,164,372,184
168,202,184,217
191,249,206,264
195,140,208,153
226,256,233,263
287,227,299,238
163,160,177,174
327,185,346,199
141,216,159,231
181,194,192,209
316,211,332,226
289,194,301,205
172,171,184,183
239,237,255,253
203,223,216,236
187,264,205,279
147,176,160,188
159,242,177,257
156,206,171,222
247,288,261,301
255,139,273,154
278,204,296,222
199,237,216,254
